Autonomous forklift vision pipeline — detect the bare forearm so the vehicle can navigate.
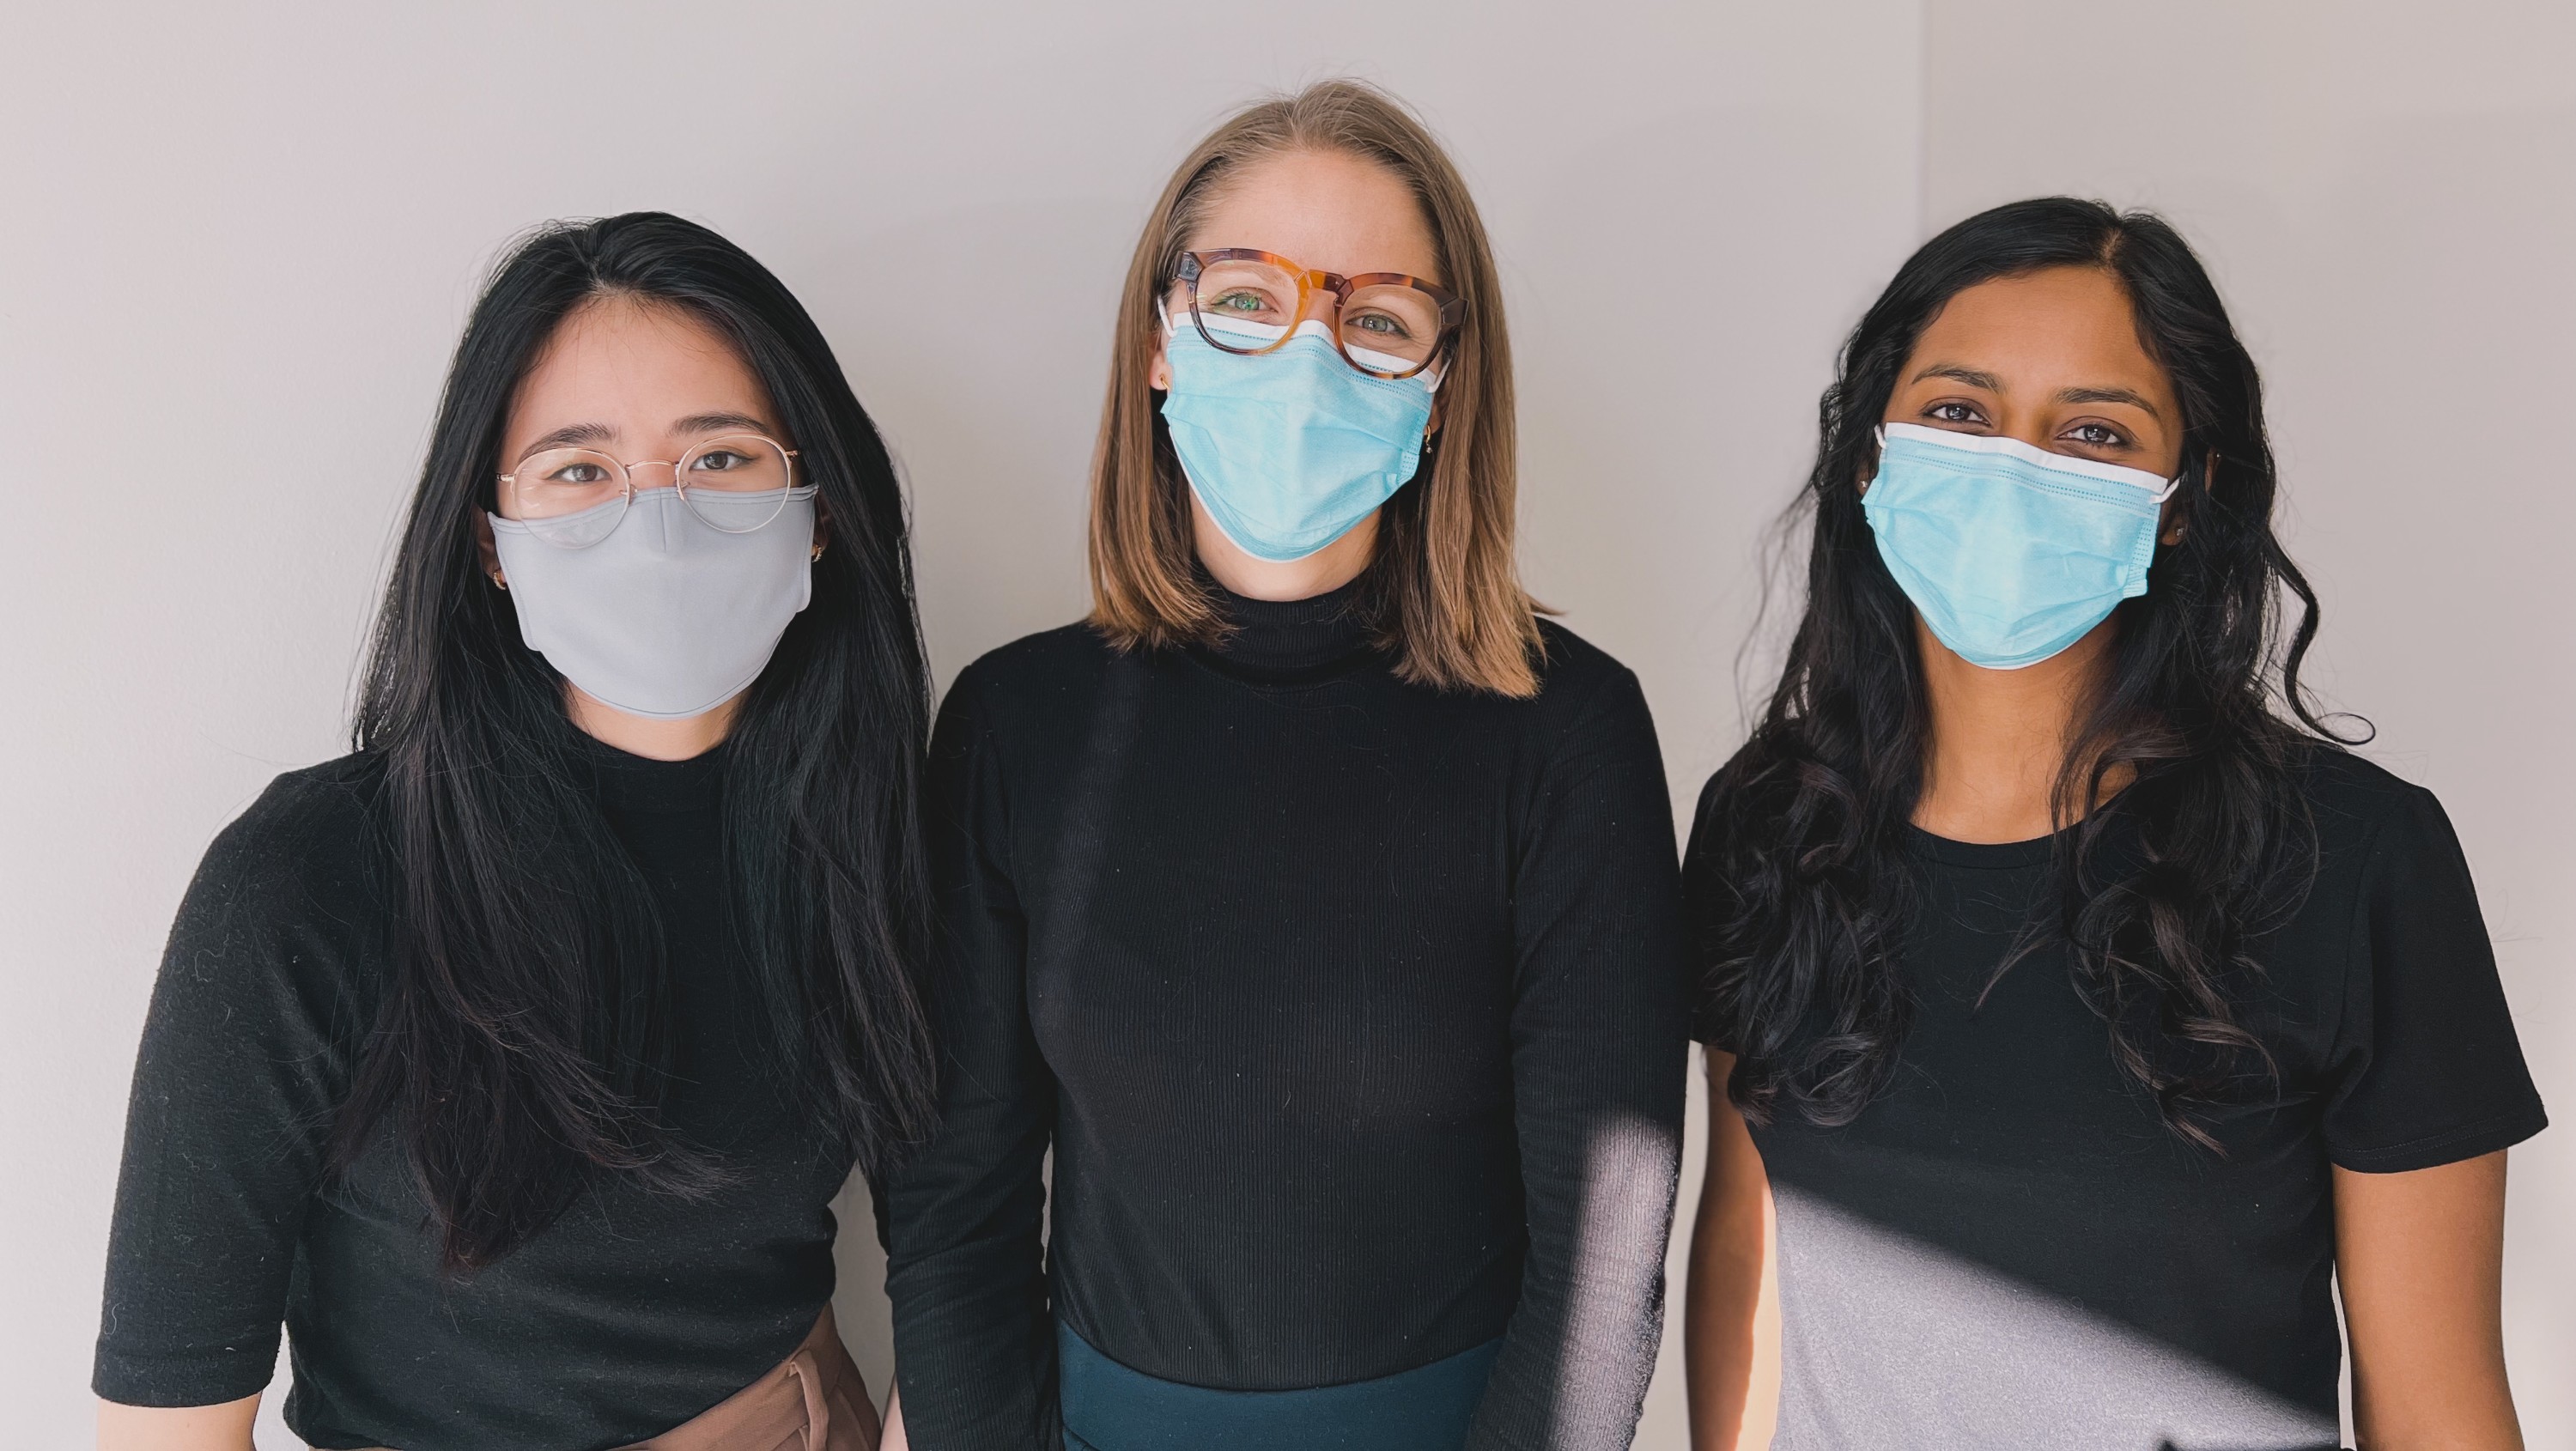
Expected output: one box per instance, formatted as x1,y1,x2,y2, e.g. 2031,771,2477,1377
2336,1153,2521,1449
98,1395,259,1451
1685,1051,1777,1451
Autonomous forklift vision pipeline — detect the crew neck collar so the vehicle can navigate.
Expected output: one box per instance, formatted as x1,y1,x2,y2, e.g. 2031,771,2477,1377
573,730,727,815
1905,826,2057,870
1200,571,1375,678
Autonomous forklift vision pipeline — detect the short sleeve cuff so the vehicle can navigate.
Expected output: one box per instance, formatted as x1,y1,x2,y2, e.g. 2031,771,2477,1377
93,1338,281,1410
2328,1102,2549,1175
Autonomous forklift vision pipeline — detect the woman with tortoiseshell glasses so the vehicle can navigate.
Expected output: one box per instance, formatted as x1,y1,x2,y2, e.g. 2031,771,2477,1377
883,80,1688,1451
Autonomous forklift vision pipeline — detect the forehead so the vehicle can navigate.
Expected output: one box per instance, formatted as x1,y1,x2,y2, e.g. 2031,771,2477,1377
509,296,769,432
1187,146,1442,284
1909,266,2171,397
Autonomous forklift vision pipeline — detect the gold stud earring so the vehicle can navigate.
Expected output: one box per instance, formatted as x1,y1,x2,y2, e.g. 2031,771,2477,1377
489,571,508,592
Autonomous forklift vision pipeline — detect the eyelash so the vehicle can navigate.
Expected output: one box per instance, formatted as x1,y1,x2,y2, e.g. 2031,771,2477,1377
1923,401,2132,451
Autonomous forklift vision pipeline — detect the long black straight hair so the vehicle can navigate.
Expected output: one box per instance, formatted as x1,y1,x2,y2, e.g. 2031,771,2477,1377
340,212,937,1270
1696,197,2358,1146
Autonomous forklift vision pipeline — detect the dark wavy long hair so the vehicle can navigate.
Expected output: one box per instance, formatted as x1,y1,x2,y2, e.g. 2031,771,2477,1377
1695,197,2359,1147
337,212,937,1269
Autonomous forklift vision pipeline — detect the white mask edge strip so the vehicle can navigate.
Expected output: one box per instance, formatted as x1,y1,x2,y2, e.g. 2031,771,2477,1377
1882,422,2178,499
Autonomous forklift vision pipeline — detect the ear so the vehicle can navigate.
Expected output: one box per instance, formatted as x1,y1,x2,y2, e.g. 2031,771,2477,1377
811,498,831,562
473,510,507,589
1149,334,1172,392
1856,428,1884,497
2160,452,2214,547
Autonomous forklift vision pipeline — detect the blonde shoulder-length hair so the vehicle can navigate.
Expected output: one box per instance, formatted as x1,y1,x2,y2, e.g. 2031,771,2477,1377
1085,79,1543,698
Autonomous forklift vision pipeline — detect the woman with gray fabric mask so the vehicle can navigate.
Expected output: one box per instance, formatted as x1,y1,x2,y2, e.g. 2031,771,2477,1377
94,212,924,1451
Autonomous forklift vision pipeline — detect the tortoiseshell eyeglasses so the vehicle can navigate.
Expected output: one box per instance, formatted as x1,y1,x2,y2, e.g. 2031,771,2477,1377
1171,249,1464,381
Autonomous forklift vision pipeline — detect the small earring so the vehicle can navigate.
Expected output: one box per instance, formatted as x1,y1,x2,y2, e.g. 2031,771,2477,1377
810,543,825,562
489,571,508,592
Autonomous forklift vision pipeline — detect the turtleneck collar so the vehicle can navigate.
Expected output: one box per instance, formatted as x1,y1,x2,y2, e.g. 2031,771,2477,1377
1199,570,1376,679
573,729,728,816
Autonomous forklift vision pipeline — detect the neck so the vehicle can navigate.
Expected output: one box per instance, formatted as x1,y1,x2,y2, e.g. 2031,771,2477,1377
1192,498,1378,602
567,686,739,762
1912,614,2122,844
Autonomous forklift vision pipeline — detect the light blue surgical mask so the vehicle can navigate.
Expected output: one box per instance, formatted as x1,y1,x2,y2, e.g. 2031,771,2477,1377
1159,308,1438,562
1862,422,2178,670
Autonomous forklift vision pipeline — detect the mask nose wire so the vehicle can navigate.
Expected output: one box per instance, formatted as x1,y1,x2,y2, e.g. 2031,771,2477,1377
1876,422,2184,501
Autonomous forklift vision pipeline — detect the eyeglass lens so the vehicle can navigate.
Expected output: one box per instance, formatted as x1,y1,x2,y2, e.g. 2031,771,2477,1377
510,436,797,547
1190,256,1444,375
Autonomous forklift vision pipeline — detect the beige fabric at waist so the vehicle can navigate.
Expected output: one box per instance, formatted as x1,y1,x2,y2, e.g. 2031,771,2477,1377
333,1307,880,1451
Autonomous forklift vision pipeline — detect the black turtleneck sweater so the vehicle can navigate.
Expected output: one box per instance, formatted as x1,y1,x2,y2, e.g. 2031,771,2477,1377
884,583,1689,1450
94,742,853,1451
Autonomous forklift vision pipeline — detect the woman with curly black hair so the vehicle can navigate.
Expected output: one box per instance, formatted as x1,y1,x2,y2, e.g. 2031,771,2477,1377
1682,198,2545,1450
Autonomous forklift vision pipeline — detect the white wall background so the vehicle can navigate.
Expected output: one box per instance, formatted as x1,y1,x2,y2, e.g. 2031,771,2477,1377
1,3,2560,1446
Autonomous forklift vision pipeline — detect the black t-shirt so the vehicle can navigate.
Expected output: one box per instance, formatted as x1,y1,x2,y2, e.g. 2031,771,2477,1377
884,585,1690,1451
94,744,854,1451
1687,750,2545,1450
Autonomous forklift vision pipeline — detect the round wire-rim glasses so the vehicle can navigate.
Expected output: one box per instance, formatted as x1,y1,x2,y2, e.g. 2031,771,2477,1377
1174,249,1464,381
497,434,804,549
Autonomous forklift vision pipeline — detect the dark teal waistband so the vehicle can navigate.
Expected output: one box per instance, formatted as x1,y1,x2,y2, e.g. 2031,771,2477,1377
1057,1321,1503,1451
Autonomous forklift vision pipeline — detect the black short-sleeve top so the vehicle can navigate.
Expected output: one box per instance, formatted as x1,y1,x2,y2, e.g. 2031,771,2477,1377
94,747,854,1451
1686,748,2545,1443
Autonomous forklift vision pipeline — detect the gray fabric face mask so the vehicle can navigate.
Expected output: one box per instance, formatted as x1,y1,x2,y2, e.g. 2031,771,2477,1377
489,485,818,719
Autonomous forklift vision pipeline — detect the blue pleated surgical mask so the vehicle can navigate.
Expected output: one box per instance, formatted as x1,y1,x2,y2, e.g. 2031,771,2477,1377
1158,307,1438,562
1862,422,2178,670
489,484,817,719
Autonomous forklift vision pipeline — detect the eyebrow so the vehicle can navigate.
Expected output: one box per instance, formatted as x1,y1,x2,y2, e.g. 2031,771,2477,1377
1911,364,2166,422
1911,362,2004,391
673,410,776,436
514,411,777,458
2055,385,2162,420
522,421,615,452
